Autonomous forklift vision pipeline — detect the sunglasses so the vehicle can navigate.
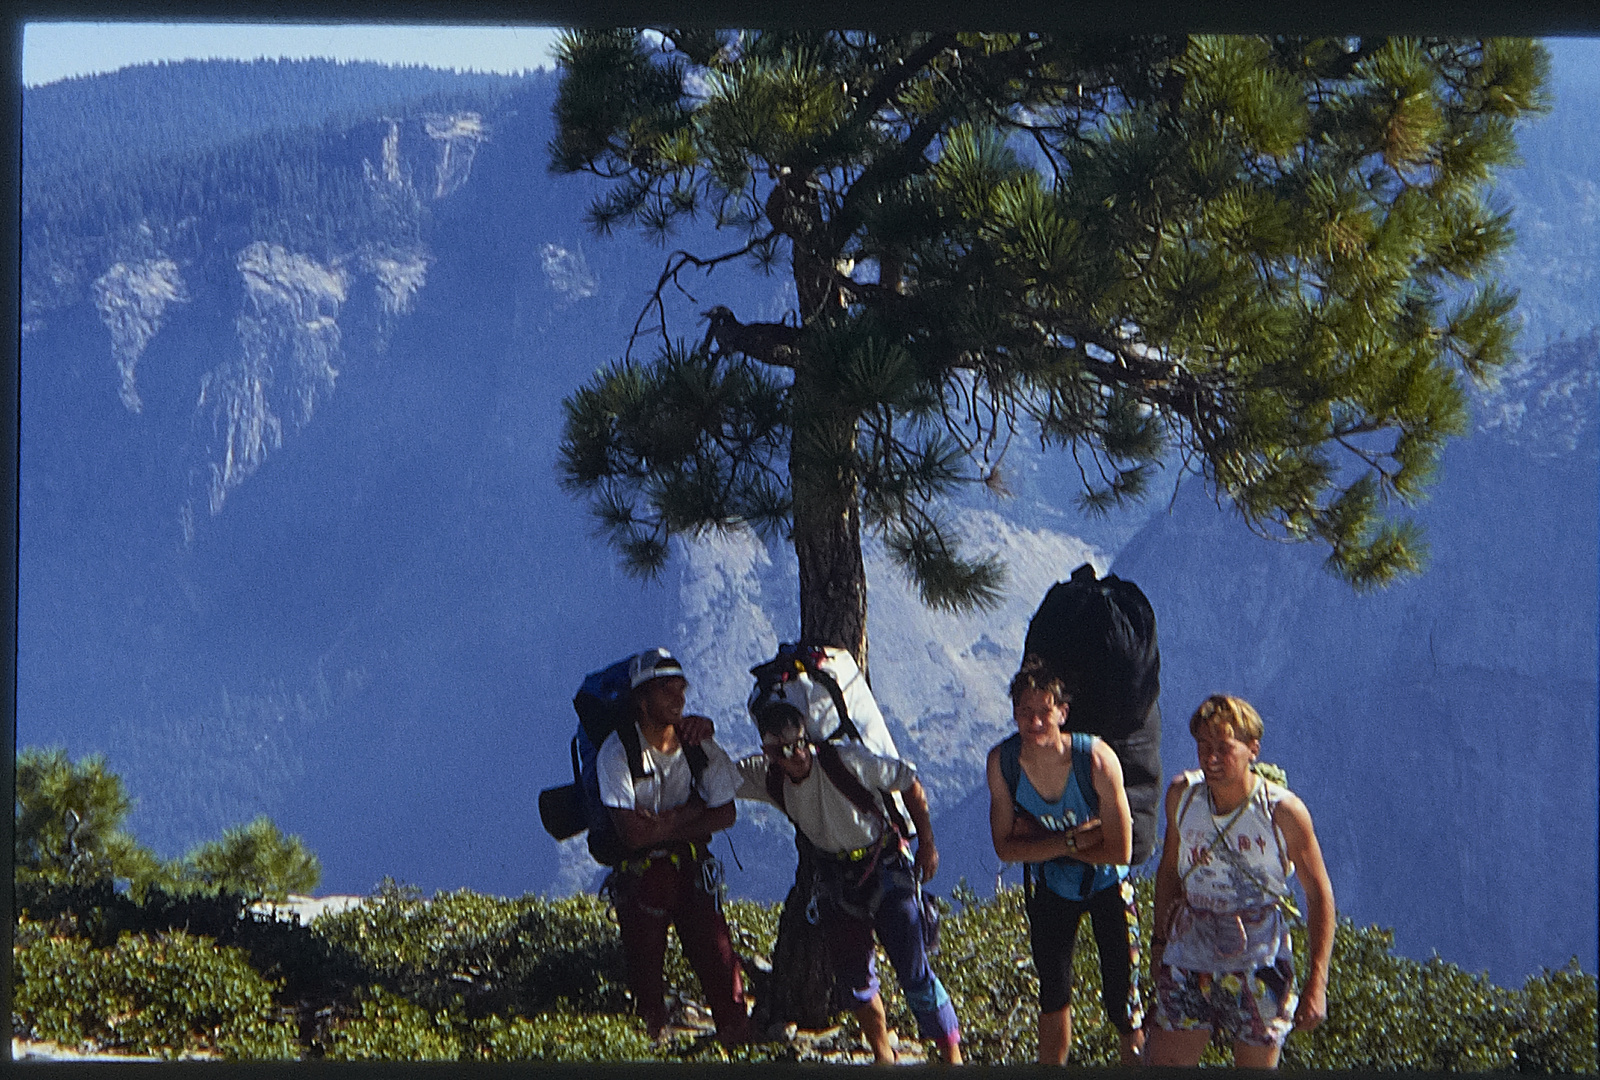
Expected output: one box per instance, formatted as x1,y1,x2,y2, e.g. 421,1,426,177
762,738,808,760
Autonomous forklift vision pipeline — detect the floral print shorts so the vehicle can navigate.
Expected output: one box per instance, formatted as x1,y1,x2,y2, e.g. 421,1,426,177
1153,957,1297,1047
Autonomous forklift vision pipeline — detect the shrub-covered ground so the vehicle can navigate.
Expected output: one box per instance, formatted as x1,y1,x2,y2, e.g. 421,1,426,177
12,875,1596,1068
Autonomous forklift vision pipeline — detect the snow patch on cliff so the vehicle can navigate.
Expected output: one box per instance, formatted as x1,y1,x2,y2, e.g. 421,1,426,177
1475,333,1600,456
541,243,597,304
92,258,189,413
673,529,784,757
425,112,487,198
197,243,346,514
363,248,431,316
380,120,404,185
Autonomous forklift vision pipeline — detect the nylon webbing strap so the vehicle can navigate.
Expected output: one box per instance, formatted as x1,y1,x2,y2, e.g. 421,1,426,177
1177,775,1302,921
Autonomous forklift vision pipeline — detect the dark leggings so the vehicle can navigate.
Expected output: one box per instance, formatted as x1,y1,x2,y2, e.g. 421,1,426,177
1026,878,1142,1031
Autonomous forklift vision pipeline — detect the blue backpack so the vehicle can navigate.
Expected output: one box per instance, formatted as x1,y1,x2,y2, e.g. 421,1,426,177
538,657,708,867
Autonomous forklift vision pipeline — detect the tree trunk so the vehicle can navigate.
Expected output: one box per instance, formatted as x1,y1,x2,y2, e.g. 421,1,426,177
789,368,869,676
750,835,842,1034
793,484,868,676
758,201,869,1035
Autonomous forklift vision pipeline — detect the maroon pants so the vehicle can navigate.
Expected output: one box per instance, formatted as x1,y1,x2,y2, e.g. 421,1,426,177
611,846,748,1042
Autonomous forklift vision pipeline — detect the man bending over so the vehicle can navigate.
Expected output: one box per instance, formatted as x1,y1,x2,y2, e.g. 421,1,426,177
736,701,962,1064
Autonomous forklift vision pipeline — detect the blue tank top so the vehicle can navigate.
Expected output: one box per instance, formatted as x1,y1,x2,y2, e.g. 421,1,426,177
1014,732,1126,899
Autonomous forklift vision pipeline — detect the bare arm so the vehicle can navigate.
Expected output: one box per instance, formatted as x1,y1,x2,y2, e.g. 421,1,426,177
1276,793,1335,1031
987,748,1080,864
1150,776,1190,971
732,754,778,803
1066,739,1133,865
609,793,735,851
901,778,940,882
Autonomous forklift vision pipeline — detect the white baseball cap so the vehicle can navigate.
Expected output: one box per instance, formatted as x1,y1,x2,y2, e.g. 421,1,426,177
628,648,686,689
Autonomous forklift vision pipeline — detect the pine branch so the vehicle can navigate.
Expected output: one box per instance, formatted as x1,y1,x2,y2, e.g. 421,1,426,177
700,305,804,367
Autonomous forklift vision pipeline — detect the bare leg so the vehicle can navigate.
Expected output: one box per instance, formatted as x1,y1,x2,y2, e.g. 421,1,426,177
854,994,897,1064
1144,1026,1212,1066
1232,1041,1282,1069
936,1034,964,1065
1119,1026,1146,1065
1037,1005,1071,1065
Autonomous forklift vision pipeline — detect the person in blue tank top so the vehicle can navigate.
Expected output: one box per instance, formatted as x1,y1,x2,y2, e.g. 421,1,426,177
987,656,1143,1064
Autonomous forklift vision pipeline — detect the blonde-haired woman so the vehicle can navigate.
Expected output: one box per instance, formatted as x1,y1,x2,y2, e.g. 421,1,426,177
1145,695,1335,1069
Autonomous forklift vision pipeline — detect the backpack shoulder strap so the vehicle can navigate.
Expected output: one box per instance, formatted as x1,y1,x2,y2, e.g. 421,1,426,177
1176,769,1204,826
814,742,889,830
1257,778,1295,874
797,648,864,743
764,760,788,813
684,741,709,784
617,720,648,781
997,733,1023,799
1071,732,1098,814
625,721,709,787
994,734,1036,901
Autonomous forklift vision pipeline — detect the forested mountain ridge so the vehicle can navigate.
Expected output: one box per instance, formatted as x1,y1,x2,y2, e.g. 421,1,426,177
22,58,533,211
23,65,557,527
22,59,538,342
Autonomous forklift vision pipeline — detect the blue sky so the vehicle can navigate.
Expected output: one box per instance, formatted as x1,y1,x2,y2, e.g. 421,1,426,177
20,23,1600,89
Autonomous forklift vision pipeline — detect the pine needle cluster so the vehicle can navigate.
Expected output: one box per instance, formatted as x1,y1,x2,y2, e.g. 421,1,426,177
552,31,1548,601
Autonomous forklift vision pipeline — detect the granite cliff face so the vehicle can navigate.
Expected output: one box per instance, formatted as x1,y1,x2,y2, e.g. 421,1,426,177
17,60,1597,987
91,257,190,413
19,75,780,902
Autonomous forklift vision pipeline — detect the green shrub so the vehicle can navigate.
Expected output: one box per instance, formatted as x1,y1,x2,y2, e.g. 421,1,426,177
1512,960,1599,1074
313,882,631,1016
723,897,781,960
322,986,463,1061
1284,921,1525,1070
12,929,299,1059
16,865,1593,1068
471,1010,656,1062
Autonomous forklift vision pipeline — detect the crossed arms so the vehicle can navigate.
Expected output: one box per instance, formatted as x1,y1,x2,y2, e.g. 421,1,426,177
986,737,1133,866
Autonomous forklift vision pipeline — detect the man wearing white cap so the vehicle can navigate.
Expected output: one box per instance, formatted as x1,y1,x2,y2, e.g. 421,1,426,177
596,648,750,1044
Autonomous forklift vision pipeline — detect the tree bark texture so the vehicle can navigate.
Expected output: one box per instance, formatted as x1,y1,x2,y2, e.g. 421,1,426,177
793,482,868,678
751,834,843,1033
789,354,869,676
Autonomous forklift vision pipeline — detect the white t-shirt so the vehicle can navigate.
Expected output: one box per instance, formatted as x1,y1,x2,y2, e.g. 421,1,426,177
597,723,740,816
735,740,916,854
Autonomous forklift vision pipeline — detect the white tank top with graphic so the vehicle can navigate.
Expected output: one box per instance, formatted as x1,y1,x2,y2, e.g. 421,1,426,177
1175,769,1294,909
1165,770,1297,971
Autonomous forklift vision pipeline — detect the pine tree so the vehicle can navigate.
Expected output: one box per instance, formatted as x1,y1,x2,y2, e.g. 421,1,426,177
14,748,163,890
182,815,323,904
553,31,1550,675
